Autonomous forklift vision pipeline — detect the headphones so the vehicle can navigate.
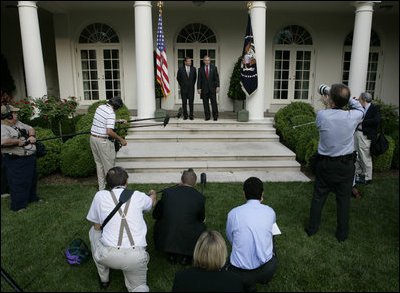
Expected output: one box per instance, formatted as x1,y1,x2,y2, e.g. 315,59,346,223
1,104,13,120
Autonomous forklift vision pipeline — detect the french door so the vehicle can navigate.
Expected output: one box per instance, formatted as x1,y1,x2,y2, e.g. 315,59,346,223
272,47,314,102
77,45,123,104
175,45,218,105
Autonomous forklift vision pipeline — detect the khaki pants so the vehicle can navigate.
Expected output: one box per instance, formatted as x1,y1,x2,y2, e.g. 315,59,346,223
89,227,150,292
90,136,116,190
354,131,373,181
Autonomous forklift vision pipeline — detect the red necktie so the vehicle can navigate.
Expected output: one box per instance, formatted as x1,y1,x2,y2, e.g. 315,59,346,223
206,66,209,79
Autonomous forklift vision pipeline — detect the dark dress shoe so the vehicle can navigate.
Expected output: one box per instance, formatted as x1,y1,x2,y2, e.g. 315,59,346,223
205,118,210,121
181,256,192,265
189,117,194,120
168,254,177,264
98,276,110,289
183,116,188,120
213,118,218,121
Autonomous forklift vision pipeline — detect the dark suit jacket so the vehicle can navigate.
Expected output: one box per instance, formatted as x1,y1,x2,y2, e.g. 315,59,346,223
361,103,381,140
197,65,220,96
177,66,197,100
172,267,244,292
153,185,206,256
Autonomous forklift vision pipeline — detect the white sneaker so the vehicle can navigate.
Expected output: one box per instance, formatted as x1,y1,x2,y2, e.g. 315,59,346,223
1,193,10,198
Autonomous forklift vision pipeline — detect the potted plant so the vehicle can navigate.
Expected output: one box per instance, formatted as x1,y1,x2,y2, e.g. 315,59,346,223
228,57,248,121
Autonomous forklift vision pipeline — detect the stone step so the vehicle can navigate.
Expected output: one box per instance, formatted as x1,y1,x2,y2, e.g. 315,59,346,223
118,159,300,172
125,133,279,142
116,141,296,161
126,171,310,184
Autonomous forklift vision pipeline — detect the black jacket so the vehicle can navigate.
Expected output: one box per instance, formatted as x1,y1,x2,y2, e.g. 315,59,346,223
172,267,244,292
197,65,220,96
153,185,206,256
177,66,197,99
361,103,381,140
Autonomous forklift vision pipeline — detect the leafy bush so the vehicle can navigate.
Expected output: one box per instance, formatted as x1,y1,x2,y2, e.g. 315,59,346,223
87,100,108,115
228,56,246,100
304,138,319,169
294,122,319,162
76,113,95,132
280,114,316,151
373,98,399,135
35,127,62,179
274,102,315,136
390,131,399,169
60,135,96,178
372,135,395,172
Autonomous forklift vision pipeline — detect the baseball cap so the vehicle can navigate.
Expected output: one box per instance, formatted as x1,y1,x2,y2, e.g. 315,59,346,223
1,105,20,115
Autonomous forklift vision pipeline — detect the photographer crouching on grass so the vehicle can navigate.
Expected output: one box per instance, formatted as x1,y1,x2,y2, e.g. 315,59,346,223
305,83,365,243
1,105,41,212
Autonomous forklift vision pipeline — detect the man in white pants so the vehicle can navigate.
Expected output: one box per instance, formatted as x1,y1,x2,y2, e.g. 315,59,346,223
90,97,127,190
87,167,157,291
354,92,381,185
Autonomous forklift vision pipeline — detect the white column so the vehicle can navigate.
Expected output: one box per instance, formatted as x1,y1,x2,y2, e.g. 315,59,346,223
18,1,47,98
348,1,376,98
247,1,266,120
134,1,155,118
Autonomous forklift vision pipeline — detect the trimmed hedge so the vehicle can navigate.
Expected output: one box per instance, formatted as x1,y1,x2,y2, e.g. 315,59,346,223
390,130,399,169
35,127,62,179
304,138,319,168
60,134,96,178
280,114,317,151
372,135,395,172
274,102,315,136
295,122,319,163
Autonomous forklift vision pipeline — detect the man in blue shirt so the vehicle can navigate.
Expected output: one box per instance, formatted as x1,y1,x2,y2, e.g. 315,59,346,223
305,83,364,242
226,177,278,292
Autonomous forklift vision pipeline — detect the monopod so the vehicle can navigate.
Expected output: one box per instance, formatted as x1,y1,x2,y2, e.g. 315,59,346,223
288,117,316,129
200,173,207,194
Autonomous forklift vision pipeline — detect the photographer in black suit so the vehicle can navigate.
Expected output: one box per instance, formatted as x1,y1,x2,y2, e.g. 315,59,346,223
354,92,381,185
153,168,206,265
197,56,220,121
177,57,197,120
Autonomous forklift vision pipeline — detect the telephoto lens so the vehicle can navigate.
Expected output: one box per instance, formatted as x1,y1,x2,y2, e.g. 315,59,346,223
318,84,330,96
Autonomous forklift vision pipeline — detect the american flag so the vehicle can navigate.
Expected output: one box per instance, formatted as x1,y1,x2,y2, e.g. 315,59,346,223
156,7,170,99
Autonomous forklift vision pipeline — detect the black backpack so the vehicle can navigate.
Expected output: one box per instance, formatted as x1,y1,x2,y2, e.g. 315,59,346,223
370,125,389,156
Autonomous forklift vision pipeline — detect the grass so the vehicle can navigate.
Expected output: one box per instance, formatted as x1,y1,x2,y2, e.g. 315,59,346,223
1,178,399,292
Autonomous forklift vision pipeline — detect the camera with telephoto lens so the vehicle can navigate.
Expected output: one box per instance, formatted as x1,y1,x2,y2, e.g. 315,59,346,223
318,84,331,96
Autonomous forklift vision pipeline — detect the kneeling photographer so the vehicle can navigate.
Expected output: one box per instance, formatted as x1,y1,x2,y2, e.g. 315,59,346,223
305,83,365,242
1,105,41,212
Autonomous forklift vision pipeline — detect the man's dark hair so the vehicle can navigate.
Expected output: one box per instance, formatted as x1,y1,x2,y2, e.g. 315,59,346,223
108,96,123,111
181,168,197,187
243,177,264,200
106,166,128,189
329,83,351,109
184,56,191,62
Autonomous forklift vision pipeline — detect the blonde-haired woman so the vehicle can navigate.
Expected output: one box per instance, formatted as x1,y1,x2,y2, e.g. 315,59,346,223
172,230,243,292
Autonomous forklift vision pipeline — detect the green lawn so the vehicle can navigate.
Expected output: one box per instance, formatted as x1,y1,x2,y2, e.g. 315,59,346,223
1,178,399,292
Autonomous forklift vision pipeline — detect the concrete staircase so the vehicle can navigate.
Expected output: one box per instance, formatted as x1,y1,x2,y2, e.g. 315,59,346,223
116,117,310,183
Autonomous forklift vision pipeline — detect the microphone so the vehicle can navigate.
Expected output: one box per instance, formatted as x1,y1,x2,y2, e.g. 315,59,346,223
177,107,183,119
200,173,206,194
163,115,170,127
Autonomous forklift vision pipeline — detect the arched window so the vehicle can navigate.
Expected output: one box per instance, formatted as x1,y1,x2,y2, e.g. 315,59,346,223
176,23,216,43
274,25,313,45
342,30,381,98
79,23,119,43
272,25,314,101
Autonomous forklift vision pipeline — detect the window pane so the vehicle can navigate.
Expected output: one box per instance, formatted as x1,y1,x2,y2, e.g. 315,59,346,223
281,91,288,99
112,60,119,69
113,71,120,79
112,50,119,59
82,61,88,70
178,50,184,59
282,70,289,80
81,51,88,59
105,70,112,79
283,51,290,59
113,81,120,89
104,60,111,69
90,61,97,69
82,71,89,80
84,91,90,100
106,91,113,99
90,71,98,79
83,81,89,90
91,81,98,90
104,50,111,59
106,81,112,89
89,50,96,59
92,91,99,100
208,50,215,59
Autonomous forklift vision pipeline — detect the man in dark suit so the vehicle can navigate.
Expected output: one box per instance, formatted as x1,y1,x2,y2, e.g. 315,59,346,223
153,168,206,265
177,57,197,120
354,92,381,185
197,56,220,121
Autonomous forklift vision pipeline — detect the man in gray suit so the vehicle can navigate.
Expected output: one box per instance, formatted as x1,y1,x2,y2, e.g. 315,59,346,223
197,56,220,121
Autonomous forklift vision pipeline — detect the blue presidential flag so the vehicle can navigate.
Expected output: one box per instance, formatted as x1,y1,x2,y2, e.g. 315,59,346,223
240,15,258,96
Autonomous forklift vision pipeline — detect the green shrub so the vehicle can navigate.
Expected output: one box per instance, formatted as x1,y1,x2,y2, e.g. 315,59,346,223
280,114,316,151
305,138,319,169
295,122,319,162
60,135,96,177
390,130,399,169
228,56,246,100
373,99,399,135
87,100,108,115
35,127,62,179
372,135,395,172
76,113,95,132
274,102,315,136
29,116,51,129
